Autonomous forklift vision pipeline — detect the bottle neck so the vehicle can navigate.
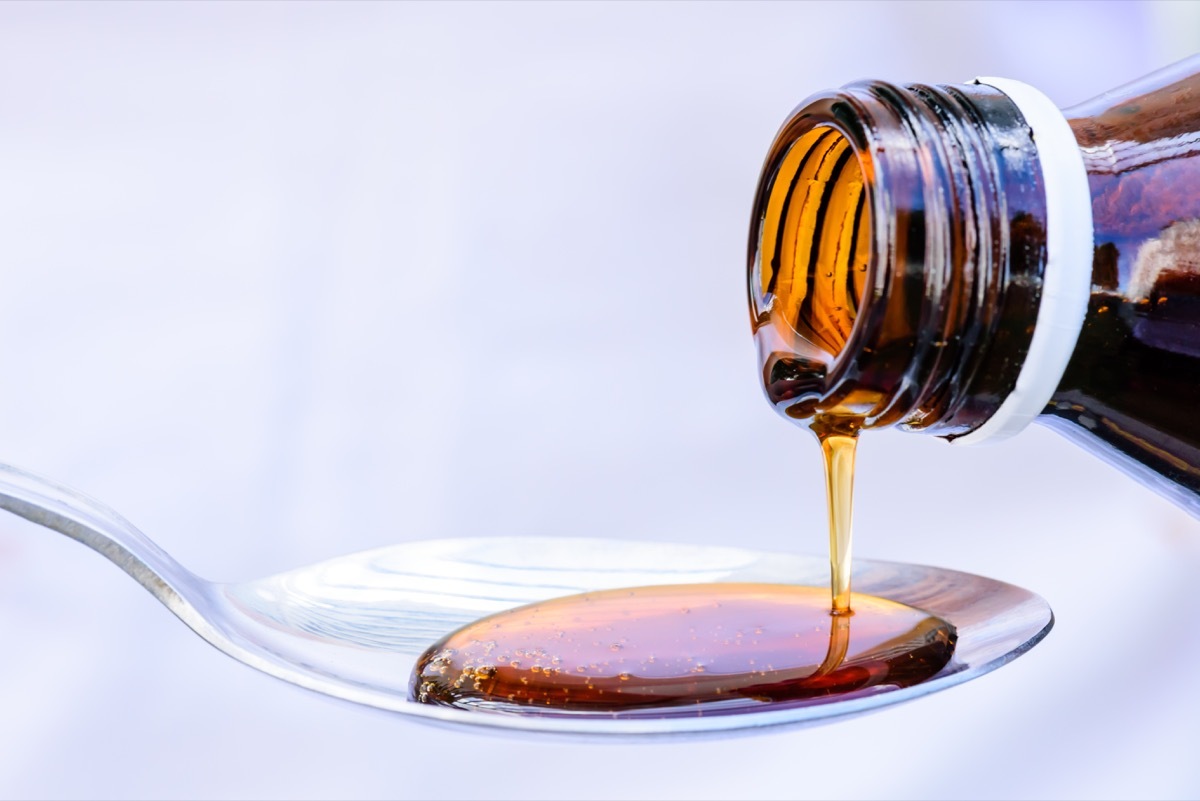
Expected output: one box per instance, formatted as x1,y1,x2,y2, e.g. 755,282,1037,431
749,78,1088,440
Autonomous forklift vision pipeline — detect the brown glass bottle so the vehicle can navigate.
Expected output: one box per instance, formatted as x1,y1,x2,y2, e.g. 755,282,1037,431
748,55,1200,514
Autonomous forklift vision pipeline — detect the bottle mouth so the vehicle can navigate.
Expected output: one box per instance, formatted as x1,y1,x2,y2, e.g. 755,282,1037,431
749,80,1055,434
749,105,882,422
757,125,873,363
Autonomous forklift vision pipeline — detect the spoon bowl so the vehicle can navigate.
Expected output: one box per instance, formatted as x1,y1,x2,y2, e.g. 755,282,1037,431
0,464,1052,737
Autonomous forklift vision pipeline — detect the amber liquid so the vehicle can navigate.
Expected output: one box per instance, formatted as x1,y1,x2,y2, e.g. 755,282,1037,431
411,584,954,718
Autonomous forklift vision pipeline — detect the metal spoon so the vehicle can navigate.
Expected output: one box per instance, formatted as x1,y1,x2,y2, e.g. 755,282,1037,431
0,462,1052,738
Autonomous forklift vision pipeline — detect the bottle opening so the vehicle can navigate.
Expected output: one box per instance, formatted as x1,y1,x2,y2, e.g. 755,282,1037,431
758,126,872,359
751,80,1053,433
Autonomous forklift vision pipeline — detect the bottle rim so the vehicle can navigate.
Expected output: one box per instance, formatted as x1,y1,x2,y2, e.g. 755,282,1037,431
749,77,1094,440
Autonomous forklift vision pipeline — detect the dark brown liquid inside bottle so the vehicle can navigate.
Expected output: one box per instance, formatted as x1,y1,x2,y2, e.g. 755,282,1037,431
1046,59,1200,511
411,583,954,718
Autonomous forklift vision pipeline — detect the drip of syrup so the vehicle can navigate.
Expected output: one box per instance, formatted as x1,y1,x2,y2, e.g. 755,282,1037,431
814,416,859,614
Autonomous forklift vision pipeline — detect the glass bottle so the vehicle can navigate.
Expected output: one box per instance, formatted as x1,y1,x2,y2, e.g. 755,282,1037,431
747,55,1200,514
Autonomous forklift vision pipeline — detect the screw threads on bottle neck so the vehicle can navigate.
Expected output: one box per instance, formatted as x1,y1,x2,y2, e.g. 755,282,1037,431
750,79,1050,438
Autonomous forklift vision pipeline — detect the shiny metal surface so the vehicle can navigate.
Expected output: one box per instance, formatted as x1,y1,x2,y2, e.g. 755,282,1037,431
0,463,1050,736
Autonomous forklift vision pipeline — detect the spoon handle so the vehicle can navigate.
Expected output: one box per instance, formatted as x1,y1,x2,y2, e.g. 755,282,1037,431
0,463,208,616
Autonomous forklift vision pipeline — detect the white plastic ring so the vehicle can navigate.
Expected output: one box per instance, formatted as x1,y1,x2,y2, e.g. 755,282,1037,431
952,77,1094,445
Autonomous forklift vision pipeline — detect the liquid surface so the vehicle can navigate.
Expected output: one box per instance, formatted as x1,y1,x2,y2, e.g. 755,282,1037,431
411,583,955,718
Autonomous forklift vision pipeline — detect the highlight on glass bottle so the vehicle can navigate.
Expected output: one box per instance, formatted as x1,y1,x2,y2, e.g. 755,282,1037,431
748,54,1200,515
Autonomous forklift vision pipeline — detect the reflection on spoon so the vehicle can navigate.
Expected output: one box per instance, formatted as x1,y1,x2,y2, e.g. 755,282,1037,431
0,463,1051,737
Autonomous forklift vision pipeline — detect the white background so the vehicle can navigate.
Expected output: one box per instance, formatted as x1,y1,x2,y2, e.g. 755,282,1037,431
1,2,1199,798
